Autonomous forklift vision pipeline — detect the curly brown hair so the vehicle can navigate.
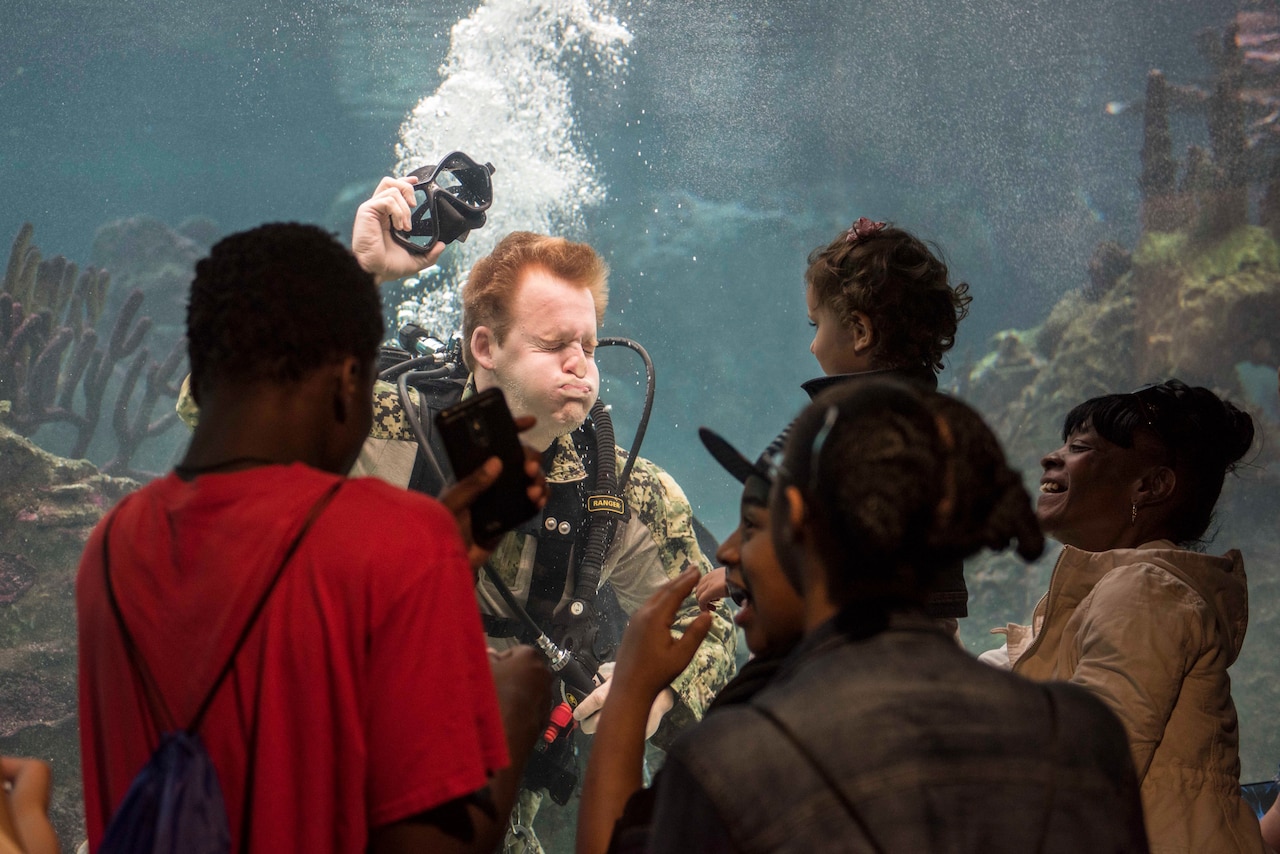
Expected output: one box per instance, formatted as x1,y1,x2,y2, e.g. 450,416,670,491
804,224,972,373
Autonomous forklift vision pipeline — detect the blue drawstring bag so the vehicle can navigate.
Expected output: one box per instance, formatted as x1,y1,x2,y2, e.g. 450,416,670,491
97,732,231,854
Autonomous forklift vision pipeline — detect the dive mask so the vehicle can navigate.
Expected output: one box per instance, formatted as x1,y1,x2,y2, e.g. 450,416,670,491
391,151,496,255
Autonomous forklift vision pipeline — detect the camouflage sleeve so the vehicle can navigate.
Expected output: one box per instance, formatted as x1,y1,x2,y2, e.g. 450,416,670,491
606,451,737,746
176,374,199,429
175,377,425,485
176,377,419,433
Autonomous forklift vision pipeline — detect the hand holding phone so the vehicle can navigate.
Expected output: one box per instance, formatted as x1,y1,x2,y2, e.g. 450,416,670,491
435,388,541,542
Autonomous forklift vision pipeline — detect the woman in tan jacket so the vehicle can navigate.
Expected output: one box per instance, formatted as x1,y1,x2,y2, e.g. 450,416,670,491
989,379,1262,854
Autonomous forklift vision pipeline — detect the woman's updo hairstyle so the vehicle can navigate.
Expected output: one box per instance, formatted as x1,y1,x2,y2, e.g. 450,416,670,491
1061,378,1254,545
780,381,1041,608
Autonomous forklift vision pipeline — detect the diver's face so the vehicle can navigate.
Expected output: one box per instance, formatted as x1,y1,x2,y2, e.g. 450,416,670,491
715,486,804,658
805,283,868,376
483,268,600,451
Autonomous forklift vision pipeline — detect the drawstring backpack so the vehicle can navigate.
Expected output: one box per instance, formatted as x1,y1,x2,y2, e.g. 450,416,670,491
97,481,341,854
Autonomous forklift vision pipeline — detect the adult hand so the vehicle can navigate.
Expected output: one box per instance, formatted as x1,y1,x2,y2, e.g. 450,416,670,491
489,646,553,759
572,662,675,739
607,566,714,711
438,416,548,569
0,757,57,854
351,176,446,284
695,566,728,610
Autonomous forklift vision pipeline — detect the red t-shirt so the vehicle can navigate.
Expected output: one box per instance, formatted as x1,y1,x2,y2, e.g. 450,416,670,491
77,464,508,853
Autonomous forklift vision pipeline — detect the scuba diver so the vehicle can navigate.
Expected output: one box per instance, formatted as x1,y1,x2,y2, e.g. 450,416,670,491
350,156,737,853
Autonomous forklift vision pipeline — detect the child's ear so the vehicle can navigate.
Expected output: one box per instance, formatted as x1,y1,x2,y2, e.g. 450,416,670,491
849,311,876,354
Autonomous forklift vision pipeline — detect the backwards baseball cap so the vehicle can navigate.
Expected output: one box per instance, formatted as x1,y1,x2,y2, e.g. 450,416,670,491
698,425,790,486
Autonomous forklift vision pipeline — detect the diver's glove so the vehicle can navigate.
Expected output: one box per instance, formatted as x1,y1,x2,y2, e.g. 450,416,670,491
571,661,675,739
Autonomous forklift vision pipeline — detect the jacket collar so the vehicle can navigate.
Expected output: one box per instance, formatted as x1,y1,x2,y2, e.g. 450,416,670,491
801,364,939,399
1051,541,1249,663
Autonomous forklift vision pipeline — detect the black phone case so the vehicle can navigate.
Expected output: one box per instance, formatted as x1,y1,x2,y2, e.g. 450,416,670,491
434,387,539,541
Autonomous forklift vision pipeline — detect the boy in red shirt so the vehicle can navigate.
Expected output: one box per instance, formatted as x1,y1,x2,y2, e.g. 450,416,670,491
77,223,550,854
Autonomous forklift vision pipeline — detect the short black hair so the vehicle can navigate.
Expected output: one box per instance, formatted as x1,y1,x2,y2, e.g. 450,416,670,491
187,223,383,392
783,381,1040,607
1062,378,1254,545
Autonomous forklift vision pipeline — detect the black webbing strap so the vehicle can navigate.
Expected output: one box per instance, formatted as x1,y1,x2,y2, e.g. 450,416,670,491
102,479,343,737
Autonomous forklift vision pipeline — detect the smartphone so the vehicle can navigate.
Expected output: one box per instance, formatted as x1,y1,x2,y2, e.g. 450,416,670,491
434,387,539,541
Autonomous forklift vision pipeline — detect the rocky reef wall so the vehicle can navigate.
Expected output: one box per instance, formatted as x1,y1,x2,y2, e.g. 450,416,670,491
0,421,137,846
960,219,1280,781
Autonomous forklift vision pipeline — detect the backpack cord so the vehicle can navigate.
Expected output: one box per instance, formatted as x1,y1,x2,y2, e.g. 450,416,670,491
102,479,343,738
751,703,889,854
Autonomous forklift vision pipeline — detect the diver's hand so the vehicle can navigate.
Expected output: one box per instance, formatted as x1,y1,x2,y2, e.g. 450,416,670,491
695,566,728,609
438,415,548,569
572,662,674,739
351,175,446,284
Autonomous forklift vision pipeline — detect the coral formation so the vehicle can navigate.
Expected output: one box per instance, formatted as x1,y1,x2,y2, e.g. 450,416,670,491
0,224,185,479
0,421,138,847
1084,240,1132,302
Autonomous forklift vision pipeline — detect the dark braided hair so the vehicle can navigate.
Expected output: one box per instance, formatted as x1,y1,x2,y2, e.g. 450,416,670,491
805,224,972,373
187,223,383,395
782,380,1040,608
1061,378,1254,545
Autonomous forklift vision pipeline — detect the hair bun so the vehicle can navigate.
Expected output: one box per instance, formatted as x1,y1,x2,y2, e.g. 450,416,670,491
1152,380,1253,468
1221,400,1255,467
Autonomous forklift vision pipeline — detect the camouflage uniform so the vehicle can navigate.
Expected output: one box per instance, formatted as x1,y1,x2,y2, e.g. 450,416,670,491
175,376,199,429
355,379,737,851
355,378,736,729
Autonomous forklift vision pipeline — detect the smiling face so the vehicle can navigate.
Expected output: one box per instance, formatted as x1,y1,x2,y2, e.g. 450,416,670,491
716,481,805,658
805,283,873,376
1037,423,1146,551
473,267,600,450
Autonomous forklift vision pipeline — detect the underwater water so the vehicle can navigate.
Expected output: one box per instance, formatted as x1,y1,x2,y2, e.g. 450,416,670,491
5,0,1280,847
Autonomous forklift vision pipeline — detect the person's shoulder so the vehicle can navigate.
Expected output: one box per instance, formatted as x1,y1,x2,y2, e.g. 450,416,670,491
318,477,468,588
665,703,765,772
618,449,690,505
1040,681,1137,769
318,475,457,548
341,473,448,516
1089,548,1212,607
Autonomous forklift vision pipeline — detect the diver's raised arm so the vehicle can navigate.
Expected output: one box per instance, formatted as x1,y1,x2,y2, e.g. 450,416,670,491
352,175,446,284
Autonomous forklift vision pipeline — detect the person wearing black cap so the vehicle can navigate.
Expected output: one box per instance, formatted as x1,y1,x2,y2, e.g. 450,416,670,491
585,382,1149,854
574,427,805,854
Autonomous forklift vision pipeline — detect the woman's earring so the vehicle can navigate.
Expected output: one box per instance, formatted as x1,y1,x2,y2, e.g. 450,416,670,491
1131,501,1138,524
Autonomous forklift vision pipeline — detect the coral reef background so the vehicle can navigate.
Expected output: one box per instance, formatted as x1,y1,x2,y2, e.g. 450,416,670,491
5,1,1280,850
0,222,194,842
